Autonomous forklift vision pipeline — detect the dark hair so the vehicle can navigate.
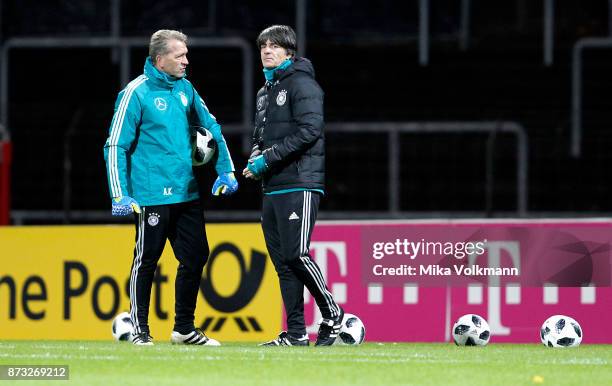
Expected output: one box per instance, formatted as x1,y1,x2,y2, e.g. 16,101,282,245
256,25,297,56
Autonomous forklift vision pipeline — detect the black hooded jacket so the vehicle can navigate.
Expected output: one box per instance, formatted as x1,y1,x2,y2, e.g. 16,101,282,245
251,57,325,193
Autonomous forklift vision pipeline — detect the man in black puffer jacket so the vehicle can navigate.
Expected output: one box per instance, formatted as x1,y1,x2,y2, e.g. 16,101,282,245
243,25,343,347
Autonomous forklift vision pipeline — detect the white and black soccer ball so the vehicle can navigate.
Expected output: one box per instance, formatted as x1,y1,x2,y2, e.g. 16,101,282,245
336,313,366,345
452,314,491,346
192,128,217,166
111,312,134,341
540,315,583,348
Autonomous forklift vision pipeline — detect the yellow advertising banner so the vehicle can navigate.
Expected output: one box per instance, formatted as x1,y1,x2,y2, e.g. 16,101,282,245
0,224,281,341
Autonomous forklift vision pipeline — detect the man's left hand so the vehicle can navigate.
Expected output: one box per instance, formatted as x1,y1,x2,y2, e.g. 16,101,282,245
212,172,238,196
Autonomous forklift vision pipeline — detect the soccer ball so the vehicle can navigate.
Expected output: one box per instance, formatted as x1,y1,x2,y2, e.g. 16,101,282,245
336,313,365,345
540,315,583,348
192,127,217,166
111,312,134,341
452,314,491,346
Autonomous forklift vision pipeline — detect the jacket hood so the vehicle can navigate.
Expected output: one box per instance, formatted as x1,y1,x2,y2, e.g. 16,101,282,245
144,57,182,88
277,57,315,81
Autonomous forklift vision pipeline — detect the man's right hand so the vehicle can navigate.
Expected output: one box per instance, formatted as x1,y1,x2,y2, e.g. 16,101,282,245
112,196,141,216
244,155,268,180
243,148,262,180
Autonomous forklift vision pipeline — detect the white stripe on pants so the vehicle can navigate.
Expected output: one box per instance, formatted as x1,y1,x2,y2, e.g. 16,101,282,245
298,191,339,318
130,209,145,333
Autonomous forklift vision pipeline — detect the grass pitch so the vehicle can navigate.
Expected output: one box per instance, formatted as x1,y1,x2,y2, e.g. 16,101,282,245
0,341,610,386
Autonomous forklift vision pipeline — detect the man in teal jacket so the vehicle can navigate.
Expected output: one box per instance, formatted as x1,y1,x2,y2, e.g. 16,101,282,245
103,29,237,346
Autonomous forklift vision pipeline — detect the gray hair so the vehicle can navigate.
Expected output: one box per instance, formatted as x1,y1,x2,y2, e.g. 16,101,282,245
149,30,188,63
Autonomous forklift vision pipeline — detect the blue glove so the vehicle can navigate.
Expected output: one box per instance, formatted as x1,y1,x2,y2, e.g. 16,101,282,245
212,172,238,196
247,155,268,177
112,196,141,216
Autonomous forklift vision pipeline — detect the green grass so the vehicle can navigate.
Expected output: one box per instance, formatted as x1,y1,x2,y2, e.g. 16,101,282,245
0,341,610,386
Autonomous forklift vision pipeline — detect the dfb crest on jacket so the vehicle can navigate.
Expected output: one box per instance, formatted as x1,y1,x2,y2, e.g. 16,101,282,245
251,57,325,193
276,90,287,106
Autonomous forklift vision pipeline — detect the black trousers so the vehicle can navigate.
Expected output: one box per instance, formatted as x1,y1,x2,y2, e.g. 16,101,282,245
129,200,209,335
262,191,340,337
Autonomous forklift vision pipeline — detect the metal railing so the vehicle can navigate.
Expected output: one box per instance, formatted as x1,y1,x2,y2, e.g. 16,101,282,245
0,36,254,135
570,37,612,157
2,2,543,224
0,36,254,225
326,121,528,216
10,121,529,224
419,0,558,66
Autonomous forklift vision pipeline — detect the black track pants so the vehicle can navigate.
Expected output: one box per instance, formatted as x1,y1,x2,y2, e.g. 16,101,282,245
129,200,209,335
261,191,340,337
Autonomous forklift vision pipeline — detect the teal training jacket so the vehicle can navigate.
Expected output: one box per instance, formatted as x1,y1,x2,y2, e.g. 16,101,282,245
103,57,235,206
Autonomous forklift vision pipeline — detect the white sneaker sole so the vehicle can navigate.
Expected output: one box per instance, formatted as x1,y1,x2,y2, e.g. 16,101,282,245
170,331,221,346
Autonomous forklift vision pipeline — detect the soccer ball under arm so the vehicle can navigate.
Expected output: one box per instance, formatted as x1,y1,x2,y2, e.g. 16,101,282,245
192,127,217,166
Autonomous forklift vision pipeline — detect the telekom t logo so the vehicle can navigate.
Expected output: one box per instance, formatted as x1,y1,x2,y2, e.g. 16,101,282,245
467,241,521,335
467,241,597,336
304,242,347,334
301,239,597,338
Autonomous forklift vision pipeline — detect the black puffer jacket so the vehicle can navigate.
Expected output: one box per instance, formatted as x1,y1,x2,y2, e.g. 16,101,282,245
251,57,325,193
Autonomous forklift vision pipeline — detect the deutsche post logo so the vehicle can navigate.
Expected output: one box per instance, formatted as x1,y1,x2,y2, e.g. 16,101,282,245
199,243,268,332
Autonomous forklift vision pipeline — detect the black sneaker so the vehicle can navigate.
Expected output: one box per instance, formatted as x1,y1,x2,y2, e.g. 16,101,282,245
315,307,344,346
259,331,309,346
131,332,154,346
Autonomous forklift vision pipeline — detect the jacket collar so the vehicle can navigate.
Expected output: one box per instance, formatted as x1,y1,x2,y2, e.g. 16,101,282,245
273,57,316,83
263,58,293,82
144,57,182,89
